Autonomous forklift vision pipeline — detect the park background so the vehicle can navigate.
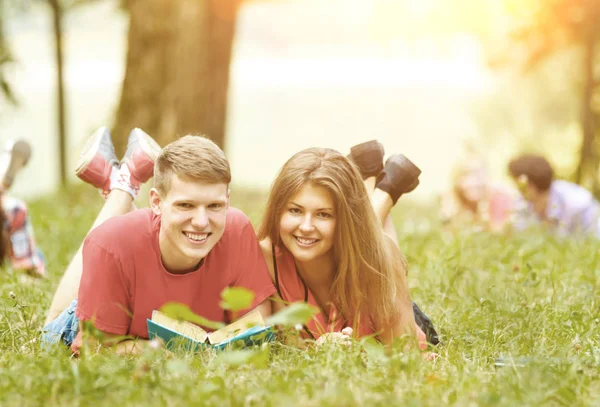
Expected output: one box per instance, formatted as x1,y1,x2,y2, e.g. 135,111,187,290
2,1,600,406
1,0,593,201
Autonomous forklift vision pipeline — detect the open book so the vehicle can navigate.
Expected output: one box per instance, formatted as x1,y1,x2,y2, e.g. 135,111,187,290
147,309,274,351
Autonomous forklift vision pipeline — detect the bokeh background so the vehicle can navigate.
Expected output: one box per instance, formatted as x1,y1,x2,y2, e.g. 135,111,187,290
0,0,595,201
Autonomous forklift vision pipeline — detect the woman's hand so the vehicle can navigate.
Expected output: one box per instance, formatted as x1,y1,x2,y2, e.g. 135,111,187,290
315,327,353,346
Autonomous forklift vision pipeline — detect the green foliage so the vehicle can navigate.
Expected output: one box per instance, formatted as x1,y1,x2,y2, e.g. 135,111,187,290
161,288,318,330
0,0,105,106
0,0,17,105
215,347,269,369
505,0,600,63
501,0,600,192
2,185,600,405
159,302,224,331
219,287,255,312
266,302,319,327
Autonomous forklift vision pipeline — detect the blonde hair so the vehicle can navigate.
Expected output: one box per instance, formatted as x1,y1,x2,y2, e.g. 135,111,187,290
451,154,488,207
154,135,231,194
258,148,408,329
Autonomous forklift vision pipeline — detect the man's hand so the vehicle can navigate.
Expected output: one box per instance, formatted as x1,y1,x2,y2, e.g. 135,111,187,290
76,321,158,356
112,338,154,356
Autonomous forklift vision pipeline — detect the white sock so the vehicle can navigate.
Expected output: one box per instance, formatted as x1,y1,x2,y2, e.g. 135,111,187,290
110,164,137,199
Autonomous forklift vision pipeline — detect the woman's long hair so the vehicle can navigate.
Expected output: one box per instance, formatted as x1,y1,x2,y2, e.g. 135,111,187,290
258,148,407,329
450,147,489,211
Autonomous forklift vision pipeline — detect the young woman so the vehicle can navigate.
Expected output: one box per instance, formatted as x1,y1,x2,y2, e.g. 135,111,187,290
258,142,436,348
439,153,517,233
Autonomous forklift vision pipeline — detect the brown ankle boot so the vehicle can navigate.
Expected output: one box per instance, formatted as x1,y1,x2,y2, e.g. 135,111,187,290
347,140,384,180
375,154,421,204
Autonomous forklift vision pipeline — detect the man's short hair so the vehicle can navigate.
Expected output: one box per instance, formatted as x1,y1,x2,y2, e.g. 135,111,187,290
508,154,554,192
154,135,231,194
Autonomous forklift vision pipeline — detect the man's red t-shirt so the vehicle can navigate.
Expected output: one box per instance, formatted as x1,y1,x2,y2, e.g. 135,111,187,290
76,207,276,340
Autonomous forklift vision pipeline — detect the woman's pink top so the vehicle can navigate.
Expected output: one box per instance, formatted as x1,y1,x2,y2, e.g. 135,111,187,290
272,245,376,340
487,184,516,227
440,183,517,229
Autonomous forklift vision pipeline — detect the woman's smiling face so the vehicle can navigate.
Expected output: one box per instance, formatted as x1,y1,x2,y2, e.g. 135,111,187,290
279,183,336,263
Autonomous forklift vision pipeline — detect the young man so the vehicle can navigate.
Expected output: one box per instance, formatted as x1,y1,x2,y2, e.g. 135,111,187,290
508,154,600,238
43,128,276,354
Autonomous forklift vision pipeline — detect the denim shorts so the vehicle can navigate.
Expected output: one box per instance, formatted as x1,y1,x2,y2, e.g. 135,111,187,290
41,299,79,347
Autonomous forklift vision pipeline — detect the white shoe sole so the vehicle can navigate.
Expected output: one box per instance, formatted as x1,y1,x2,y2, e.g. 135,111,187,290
74,127,109,175
129,128,162,161
2,139,32,188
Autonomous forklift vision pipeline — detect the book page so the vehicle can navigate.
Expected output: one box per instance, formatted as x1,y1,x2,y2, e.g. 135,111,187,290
151,310,209,343
207,309,265,345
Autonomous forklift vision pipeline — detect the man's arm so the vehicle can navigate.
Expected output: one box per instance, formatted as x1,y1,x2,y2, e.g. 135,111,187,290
76,238,133,345
74,322,148,356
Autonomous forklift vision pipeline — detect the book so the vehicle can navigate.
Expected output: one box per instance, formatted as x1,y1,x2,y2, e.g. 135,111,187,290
147,308,274,351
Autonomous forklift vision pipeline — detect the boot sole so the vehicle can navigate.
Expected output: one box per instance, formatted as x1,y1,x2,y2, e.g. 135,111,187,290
348,140,385,179
386,154,422,178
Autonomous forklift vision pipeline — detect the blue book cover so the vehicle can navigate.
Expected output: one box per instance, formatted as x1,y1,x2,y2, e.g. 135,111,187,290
212,325,274,350
147,318,206,352
147,311,274,352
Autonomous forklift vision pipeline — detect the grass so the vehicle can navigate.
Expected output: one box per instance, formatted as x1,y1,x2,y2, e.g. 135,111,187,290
1,185,600,406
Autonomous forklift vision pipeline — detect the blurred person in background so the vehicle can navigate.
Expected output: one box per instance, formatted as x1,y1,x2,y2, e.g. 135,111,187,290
0,139,45,278
508,154,600,238
439,149,517,233
258,142,439,349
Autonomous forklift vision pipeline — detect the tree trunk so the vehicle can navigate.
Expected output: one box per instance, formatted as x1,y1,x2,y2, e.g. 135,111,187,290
575,34,597,193
112,0,241,155
49,0,67,186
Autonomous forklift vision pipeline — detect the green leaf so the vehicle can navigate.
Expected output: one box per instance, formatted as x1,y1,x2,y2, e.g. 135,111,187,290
216,349,268,368
165,359,190,376
200,376,225,394
360,337,388,362
159,302,224,330
266,302,319,326
219,287,255,312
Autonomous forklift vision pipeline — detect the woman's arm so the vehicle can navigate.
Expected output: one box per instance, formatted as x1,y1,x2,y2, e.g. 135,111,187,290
259,238,287,314
379,298,417,348
376,270,427,350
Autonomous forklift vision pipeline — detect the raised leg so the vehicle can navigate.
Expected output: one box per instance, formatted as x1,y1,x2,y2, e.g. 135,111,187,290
45,126,160,324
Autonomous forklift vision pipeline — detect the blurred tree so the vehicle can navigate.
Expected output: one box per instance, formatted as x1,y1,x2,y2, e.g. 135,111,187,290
47,0,102,185
47,0,67,186
0,0,67,184
3,0,102,186
112,0,241,153
0,0,18,105
505,0,600,194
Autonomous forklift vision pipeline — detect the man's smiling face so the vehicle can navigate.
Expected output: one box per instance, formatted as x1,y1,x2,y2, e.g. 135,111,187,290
151,174,229,273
